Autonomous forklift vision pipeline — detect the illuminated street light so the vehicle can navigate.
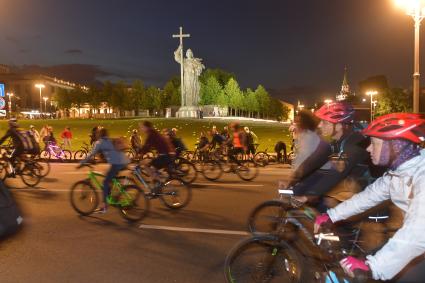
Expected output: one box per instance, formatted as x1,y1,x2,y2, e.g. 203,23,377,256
324,99,333,107
35,83,45,113
6,92,13,118
43,97,48,113
366,90,378,122
394,0,425,113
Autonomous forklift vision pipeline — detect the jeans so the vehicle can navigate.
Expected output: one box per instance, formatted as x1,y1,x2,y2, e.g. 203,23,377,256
103,164,125,203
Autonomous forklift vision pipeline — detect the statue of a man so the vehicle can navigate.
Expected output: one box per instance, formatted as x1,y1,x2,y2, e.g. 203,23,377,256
174,46,205,106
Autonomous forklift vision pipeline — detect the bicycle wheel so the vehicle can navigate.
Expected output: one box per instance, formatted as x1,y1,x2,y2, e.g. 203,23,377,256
175,159,198,184
73,150,88,161
236,160,259,181
224,236,302,283
160,178,192,209
40,150,51,161
254,152,270,167
20,162,42,187
70,180,99,216
59,150,72,161
0,159,10,181
201,160,223,181
220,157,233,173
119,184,150,222
248,200,292,234
34,161,51,178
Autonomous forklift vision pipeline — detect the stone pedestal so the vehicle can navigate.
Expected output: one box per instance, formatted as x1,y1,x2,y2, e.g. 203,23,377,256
176,106,200,118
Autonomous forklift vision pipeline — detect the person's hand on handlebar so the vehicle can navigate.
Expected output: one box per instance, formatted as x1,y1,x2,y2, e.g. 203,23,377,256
340,256,370,279
314,213,332,233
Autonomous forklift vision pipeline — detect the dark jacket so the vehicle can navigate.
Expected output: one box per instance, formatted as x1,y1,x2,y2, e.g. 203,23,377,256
140,129,173,155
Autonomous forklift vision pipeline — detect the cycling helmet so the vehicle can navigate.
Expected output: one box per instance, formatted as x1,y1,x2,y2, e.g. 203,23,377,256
132,129,138,134
315,102,355,124
363,113,425,144
8,118,18,128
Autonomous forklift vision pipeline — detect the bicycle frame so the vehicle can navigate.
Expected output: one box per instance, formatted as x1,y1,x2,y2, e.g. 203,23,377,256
87,170,123,194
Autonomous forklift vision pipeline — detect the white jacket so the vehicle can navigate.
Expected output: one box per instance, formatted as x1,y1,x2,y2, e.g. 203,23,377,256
327,150,425,281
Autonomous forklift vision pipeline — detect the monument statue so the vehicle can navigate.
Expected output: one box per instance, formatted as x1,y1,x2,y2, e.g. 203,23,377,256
174,46,205,106
172,26,205,118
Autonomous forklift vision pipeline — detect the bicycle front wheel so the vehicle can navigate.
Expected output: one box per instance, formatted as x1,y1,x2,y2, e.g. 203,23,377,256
236,161,259,181
119,185,150,222
70,180,99,216
160,179,192,209
248,200,292,234
20,163,41,187
175,159,198,184
73,150,88,161
35,161,51,178
201,160,223,181
224,236,302,283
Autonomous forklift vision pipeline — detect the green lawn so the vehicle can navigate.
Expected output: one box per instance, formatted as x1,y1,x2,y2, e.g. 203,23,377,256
0,118,290,152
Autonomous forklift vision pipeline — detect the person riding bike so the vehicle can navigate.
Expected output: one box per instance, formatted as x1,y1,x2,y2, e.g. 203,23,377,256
315,113,425,282
130,129,142,154
0,119,27,170
80,128,129,213
288,102,370,210
138,121,175,187
163,129,186,158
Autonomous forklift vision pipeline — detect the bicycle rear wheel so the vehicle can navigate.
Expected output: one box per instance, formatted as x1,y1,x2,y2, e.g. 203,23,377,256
160,179,191,209
119,185,150,222
175,159,197,184
70,180,99,216
20,162,41,187
236,160,259,181
59,150,72,161
40,150,51,161
224,236,302,283
35,161,50,178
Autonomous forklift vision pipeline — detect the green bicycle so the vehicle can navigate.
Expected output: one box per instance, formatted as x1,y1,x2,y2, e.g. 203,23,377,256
70,163,149,222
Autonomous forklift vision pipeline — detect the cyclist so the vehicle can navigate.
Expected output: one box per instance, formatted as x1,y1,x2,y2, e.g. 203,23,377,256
163,129,186,158
0,118,26,169
244,127,258,157
315,113,425,282
130,129,142,154
197,131,210,160
80,128,129,213
29,125,40,144
138,121,175,186
229,122,247,158
287,102,370,210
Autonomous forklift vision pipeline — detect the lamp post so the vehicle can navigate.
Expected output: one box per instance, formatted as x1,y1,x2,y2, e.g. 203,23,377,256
395,0,425,113
6,92,13,118
35,83,45,113
366,90,378,122
43,97,48,114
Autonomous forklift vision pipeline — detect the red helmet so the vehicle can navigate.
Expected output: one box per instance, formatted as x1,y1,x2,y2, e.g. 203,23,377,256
363,113,425,143
315,102,355,124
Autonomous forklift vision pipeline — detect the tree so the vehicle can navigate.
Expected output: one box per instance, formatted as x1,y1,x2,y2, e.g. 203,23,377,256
131,80,145,115
225,78,243,116
70,88,87,117
255,85,270,118
54,88,72,111
245,88,259,118
375,88,413,116
163,76,180,107
200,76,223,105
200,68,235,87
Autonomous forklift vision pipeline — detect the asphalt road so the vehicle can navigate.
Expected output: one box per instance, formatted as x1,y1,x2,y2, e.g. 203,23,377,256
0,163,293,283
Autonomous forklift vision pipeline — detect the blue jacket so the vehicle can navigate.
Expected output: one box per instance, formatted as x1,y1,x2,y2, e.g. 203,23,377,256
82,137,129,165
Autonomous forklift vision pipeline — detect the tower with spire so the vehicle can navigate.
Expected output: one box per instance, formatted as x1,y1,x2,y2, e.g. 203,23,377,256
336,67,352,101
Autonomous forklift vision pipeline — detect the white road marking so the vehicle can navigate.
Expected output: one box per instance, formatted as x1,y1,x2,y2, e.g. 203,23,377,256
139,224,249,236
194,182,263,187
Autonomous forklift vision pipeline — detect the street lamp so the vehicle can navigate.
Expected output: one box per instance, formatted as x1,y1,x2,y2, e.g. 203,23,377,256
6,92,13,118
43,97,48,114
394,0,425,113
35,83,45,113
366,90,378,122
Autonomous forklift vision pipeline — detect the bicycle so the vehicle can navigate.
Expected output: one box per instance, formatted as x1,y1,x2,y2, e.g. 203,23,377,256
0,152,42,187
218,150,259,181
70,163,149,222
41,142,72,161
225,191,388,283
73,142,92,160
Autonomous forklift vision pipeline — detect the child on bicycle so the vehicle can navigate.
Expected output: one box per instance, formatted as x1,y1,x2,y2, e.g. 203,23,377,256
315,113,425,282
80,128,129,213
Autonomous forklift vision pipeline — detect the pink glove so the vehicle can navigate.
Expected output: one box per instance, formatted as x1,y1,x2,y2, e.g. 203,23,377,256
340,256,369,278
314,213,331,233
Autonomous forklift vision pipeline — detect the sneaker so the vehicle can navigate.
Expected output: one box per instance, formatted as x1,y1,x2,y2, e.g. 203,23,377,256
94,207,107,214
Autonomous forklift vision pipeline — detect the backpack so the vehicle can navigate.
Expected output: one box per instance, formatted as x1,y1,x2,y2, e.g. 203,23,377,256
0,181,23,238
112,137,129,152
17,130,40,154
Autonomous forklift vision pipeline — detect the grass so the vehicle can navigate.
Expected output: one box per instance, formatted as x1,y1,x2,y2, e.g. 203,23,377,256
0,118,290,152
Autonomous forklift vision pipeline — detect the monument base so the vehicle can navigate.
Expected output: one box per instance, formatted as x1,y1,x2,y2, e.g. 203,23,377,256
176,106,201,118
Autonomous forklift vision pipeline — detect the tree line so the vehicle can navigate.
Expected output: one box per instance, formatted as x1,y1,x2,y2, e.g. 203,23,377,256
55,68,290,121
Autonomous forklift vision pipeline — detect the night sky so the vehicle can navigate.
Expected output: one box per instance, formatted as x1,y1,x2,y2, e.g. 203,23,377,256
0,0,420,103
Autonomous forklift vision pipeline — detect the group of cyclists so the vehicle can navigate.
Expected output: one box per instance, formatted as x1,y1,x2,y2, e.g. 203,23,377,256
1,101,424,282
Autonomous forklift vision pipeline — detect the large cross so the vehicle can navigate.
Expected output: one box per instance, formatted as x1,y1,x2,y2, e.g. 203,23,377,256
172,27,190,106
